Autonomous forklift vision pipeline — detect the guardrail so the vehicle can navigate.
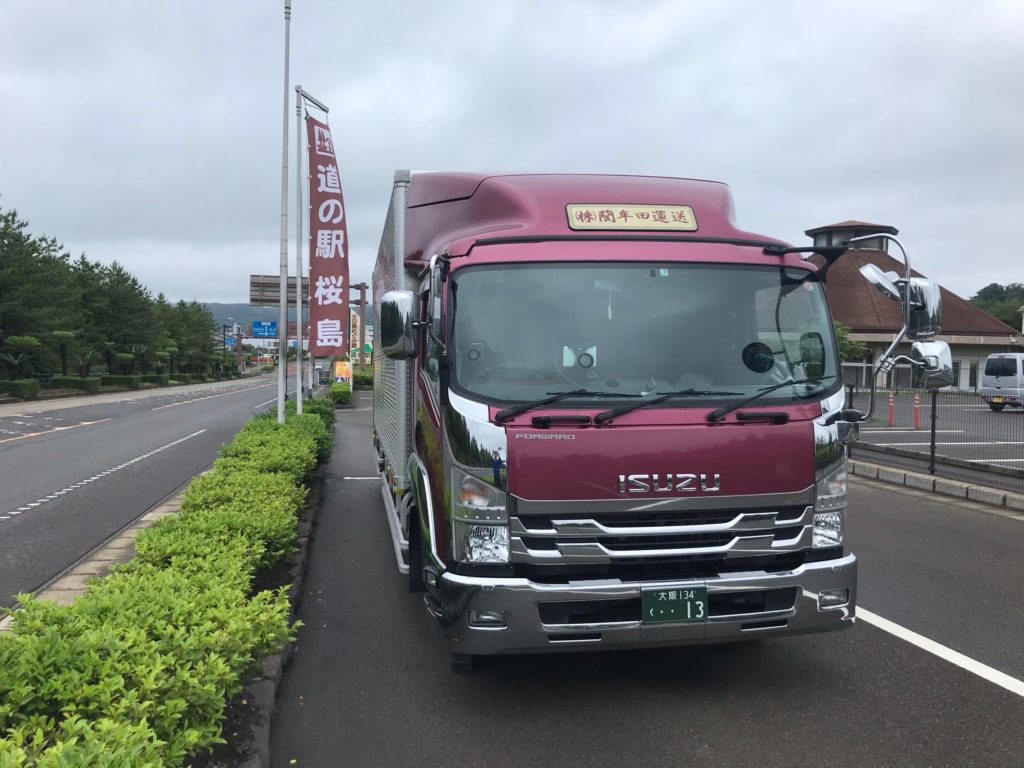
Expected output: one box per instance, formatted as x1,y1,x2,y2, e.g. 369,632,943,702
846,385,1024,493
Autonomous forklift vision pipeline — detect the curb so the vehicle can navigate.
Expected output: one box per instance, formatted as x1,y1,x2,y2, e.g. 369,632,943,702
850,459,1024,514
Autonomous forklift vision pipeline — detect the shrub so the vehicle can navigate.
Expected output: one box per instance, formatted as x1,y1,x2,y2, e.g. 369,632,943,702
214,424,317,480
171,373,192,385
0,404,338,766
0,556,290,765
284,412,333,463
289,396,336,430
0,380,39,399
352,367,374,388
140,374,170,386
194,374,208,383
330,381,352,406
99,375,140,390
48,376,101,393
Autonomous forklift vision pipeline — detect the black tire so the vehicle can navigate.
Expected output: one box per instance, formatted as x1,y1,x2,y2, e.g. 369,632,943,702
451,652,475,673
989,404,1005,412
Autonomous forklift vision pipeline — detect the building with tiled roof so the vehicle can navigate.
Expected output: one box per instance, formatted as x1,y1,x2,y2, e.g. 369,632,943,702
806,221,1020,390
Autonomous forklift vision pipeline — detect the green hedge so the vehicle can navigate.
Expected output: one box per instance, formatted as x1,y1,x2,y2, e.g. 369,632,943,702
329,381,352,406
170,374,192,385
0,397,334,765
352,367,374,388
99,375,140,390
0,380,40,399
47,376,101,393
140,374,170,386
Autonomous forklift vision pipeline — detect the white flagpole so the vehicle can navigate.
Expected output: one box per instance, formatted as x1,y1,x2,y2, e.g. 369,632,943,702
277,0,292,424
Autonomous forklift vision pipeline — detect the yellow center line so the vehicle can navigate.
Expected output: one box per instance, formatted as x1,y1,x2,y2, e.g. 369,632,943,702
0,418,111,445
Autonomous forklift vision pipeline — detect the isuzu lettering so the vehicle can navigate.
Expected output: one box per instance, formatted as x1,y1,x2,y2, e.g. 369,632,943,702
372,171,952,670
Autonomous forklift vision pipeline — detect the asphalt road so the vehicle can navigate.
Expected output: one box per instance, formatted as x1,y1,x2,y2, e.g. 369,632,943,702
0,375,287,606
271,398,1024,768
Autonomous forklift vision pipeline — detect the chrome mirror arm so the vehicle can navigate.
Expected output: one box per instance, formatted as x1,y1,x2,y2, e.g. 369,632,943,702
844,233,911,423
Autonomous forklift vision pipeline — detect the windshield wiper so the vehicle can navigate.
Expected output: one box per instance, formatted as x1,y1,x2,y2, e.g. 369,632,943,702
594,388,743,425
707,376,835,423
495,389,639,423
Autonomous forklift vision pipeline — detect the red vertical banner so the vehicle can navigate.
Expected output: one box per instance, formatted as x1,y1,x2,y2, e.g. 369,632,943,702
305,116,349,356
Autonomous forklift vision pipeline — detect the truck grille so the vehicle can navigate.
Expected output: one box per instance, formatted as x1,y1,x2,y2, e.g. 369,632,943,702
510,502,814,565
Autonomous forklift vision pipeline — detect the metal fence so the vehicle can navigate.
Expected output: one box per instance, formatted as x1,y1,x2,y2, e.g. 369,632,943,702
845,383,1024,493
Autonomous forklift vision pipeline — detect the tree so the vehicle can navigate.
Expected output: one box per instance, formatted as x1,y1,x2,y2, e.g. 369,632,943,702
970,282,1024,328
1,335,42,378
833,321,867,362
0,209,80,372
50,330,77,376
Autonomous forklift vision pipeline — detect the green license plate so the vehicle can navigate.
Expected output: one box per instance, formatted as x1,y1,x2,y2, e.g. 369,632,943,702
992,396,1004,404
642,587,708,624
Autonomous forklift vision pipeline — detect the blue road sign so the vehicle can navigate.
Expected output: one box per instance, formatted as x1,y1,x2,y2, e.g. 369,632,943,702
252,321,278,338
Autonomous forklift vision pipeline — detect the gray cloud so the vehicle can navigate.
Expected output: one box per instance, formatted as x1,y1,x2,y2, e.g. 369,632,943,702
2,1,1022,302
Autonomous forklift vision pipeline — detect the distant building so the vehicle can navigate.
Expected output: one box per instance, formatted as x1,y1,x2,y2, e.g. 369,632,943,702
806,220,1021,390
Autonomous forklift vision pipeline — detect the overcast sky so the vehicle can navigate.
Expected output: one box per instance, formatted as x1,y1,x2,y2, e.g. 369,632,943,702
2,1,1022,304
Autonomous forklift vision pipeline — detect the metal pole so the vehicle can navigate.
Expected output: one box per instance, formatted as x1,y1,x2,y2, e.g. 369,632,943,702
929,389,938,475
295,84,304,414
277,0,292,424
359,283,367,369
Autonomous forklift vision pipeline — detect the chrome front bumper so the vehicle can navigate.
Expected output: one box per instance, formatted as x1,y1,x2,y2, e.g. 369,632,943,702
434,554,857,655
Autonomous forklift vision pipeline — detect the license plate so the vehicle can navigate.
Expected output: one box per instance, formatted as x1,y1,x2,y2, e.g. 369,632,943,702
992,396,1004,404
642,587,708,624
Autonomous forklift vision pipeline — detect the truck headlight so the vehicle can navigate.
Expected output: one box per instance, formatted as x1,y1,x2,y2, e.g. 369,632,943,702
452,467,509,563
813,461,846,548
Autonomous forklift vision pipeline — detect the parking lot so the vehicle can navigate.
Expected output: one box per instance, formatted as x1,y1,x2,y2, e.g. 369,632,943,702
850,390,1024,470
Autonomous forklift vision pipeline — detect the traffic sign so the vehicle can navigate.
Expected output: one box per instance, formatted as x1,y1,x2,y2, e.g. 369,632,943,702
252,321,278,338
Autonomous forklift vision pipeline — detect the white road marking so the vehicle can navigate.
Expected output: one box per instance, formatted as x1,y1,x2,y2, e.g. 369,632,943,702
343,476,379,481
0,429,207,521
254,389,298,409
858,608,1024,699
968,458,1024,464
151,384,270,410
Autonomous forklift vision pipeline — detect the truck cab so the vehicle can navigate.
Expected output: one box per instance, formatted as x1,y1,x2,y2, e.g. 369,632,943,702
372,171,947,668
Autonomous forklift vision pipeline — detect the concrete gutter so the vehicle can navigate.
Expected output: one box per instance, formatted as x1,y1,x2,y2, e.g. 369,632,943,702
850,459,1024,513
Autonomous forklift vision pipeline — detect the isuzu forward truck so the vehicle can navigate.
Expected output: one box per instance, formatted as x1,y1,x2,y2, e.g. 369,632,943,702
372,171,951,670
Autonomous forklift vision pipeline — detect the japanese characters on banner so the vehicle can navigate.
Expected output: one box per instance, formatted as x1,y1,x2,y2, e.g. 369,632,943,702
305,116,349,356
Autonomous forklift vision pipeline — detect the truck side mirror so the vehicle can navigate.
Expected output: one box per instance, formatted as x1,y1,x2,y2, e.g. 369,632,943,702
380,290,417,360
911,340,953,389
859,263,901,301
906,278,942,339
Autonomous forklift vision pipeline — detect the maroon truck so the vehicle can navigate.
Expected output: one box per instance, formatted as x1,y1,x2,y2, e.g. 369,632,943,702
372,171,951,670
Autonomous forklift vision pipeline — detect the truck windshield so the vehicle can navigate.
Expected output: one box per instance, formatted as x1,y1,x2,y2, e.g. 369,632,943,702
449,262,839,407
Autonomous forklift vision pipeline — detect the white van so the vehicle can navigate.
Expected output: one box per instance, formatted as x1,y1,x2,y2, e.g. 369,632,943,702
980,353,1024,412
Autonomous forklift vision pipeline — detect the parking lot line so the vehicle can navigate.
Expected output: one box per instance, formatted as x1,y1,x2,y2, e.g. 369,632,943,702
858,607,1024,700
